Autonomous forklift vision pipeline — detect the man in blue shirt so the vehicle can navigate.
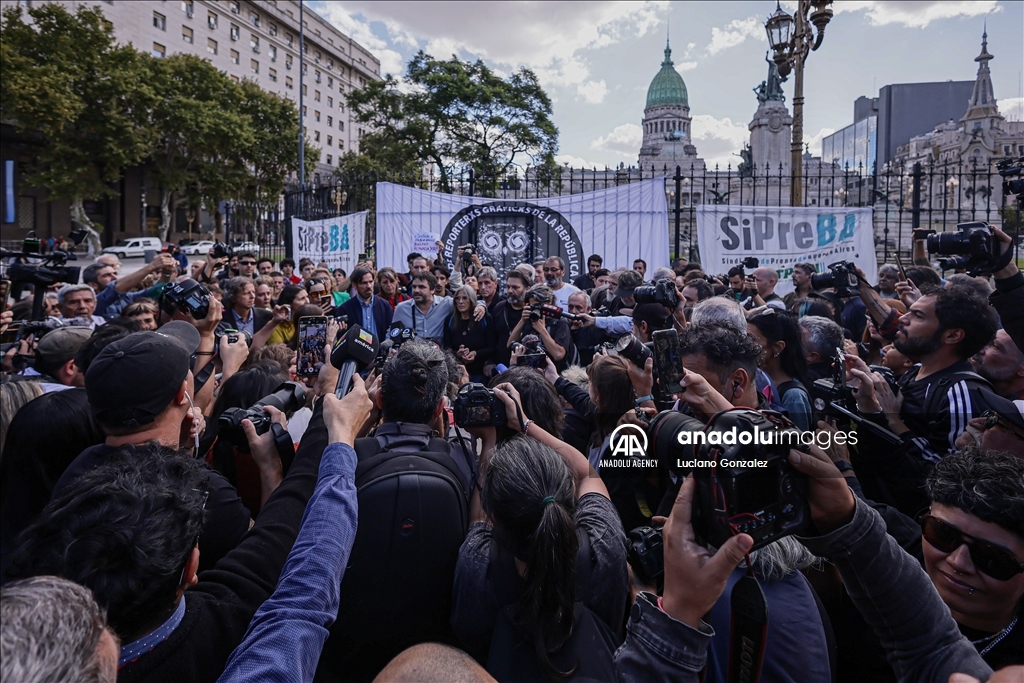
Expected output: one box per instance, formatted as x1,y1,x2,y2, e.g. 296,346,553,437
393,272,486,343
336,266,392,338
85,255,178,319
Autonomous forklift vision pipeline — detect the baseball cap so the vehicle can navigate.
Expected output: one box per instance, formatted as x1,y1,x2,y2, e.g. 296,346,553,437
35,326,92,367
617,270,644,296
85,321,201,429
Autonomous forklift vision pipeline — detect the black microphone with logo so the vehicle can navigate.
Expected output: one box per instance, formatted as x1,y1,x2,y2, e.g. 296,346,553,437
330,324,379,398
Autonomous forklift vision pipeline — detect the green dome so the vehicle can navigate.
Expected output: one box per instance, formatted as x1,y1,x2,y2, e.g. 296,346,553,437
645,42,688,109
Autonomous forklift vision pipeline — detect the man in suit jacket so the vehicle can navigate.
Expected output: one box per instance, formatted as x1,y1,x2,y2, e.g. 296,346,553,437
334,266,393,339
218,277,274,337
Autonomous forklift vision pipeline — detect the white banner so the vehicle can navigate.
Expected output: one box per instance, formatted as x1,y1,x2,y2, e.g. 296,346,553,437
696,205,876,295
290,211,367,273
376,179,669,280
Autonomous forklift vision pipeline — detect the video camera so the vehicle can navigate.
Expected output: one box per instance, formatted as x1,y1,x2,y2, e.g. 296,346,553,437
810,261,859,298
926,222,1008,276
633,278,680,308
640,408,811,553
1,229,88,320
453,382,507,427
160,278,211,320
218,381,307,449
528,303,580,323
997,156,1023,209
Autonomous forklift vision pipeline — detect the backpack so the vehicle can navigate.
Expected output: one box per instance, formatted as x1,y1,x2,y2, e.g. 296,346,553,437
485,527,619,683
317,423,473,681
920,370,992,427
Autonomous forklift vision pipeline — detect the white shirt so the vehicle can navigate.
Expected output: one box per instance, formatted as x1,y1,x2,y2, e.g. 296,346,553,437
550,282,580,309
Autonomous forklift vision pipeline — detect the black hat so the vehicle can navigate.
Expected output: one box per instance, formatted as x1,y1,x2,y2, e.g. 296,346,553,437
86,322,200,430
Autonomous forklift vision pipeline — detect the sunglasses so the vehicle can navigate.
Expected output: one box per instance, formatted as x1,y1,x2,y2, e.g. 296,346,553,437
981,410,1024,441
239,261,257,266
921,515,1024,581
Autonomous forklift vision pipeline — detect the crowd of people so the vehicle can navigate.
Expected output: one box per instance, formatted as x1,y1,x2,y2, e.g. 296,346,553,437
1,230,1022,683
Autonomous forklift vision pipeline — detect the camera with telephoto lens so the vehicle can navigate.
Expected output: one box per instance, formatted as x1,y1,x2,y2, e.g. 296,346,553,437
926,222,1002,276
453,382,507,427
644,408,811,552
529,303,580,323
160,278,211,319
218,381,307,448
810,261,859,298
2,229,87,317
613,334,653,369
741,257,760,269
461,244,475,256
997,156,1023,209
212,242,233,259
632,278,680,308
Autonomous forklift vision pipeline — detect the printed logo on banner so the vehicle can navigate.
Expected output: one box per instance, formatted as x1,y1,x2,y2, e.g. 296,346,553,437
440,202,584,280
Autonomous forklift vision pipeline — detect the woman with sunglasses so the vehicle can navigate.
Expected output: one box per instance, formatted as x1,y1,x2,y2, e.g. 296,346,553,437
921,449,1024,668
746,306,814,431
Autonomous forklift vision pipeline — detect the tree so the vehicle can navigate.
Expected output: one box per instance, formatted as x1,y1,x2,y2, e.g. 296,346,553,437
1,4,156,252
148,53,250,241
342,53,558,194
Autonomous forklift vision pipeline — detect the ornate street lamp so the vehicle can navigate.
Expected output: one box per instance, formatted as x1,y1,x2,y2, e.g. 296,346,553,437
186,208,196,244
765,0,833,206
330,188,348,215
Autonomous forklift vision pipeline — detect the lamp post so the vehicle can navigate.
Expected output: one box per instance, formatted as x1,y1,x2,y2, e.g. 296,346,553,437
330,188,348,216
186,208,196,244
765,0,833,207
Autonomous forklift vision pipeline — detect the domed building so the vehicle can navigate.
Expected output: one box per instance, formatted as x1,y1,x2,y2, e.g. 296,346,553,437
638,39,702,168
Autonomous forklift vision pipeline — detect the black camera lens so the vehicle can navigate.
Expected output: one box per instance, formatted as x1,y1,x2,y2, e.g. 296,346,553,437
648,410,706,474
614,334,653,368
809,271,834,290
926,231,965,255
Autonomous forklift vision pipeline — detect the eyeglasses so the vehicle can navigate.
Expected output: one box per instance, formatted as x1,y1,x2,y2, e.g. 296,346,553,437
920,515,1024,581
981,410,1024,441
239,261,257,266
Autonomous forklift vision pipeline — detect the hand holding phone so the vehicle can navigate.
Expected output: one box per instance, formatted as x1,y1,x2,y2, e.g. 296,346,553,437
653,329,684,395
297,316,329,377
894,254,907,281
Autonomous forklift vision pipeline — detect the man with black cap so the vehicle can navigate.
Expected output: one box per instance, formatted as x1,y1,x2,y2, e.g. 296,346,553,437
50,322,252,571
21,326,91,392
607,269,642,316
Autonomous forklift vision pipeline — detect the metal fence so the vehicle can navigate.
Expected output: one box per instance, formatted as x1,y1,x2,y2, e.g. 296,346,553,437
280,159,1021,266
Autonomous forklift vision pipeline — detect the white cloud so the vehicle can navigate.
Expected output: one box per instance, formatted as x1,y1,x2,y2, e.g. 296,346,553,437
555,154,607,170
805,127,837,157
676,62,698,73
577,80,609,104
998,97,1024,121
591,123,644,158
784,1,1000,28
316,4,405,77
691,115,750,169
707,17,763,55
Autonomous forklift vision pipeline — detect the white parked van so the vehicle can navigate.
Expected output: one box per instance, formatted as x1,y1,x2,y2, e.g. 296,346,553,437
102,237,163,259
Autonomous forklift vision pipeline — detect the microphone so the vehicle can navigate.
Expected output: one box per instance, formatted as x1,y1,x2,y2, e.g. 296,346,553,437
330,324,379,398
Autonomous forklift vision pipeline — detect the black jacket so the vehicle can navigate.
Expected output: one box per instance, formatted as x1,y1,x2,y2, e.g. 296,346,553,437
334,295,393,337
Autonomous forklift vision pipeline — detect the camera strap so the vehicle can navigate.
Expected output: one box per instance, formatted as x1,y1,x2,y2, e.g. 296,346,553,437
727,574,768,683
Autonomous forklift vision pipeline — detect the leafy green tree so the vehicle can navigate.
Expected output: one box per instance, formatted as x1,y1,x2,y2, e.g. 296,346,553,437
0,4,156,251
342,53,558,194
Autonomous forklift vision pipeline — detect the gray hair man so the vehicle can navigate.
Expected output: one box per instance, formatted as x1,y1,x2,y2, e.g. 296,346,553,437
798,315,845,381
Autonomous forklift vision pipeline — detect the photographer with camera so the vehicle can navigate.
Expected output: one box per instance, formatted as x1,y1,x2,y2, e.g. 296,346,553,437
799,315,846,383
567,291,606,366
452,244,482,279
450,380,628,678
84,255,178,320
393,271,486,344
988,226,1024,354
749,267,786,310
509,284,575,371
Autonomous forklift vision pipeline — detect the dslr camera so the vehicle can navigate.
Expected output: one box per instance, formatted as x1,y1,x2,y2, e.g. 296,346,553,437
612,334,653,369
997,156,1023,209
926,222,1002,275
633,278,680,308
810,347,857,417
160,278,211,319
218,381,307,448
646,408,811,551
461,244,475,256
211,242,233,259
453,382,507,427
810,261,859,298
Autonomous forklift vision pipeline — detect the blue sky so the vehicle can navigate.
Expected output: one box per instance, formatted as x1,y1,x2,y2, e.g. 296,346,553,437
310,1,1024,170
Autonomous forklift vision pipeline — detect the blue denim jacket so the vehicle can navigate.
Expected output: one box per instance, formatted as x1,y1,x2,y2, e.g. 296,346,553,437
217,442,358,683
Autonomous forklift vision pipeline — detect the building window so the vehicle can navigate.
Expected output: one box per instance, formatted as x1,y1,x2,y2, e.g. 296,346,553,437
286,76,293,89
208,12,218,29
250,35,259,52
229,1,239,14
315,70,321,83
268,23,277,37
327,116,332,126
302,105,307,116
285,33,293,47
286,56,293,70
315,110,321,122
327,58,334,69
251,59,259,74
327,77,333,89
268,45,276,61
315,50,321,63
314,90,320,101
314,131,320,142
181,1,193,18
269,68,277,82
339,121,344,131
339,140,344,149
327,96,333,107
302,84,307,96
249,12,259,27
326,154,332,165
230,24,239,41
182,26,193,43
314,173,321,184
230,49,239,65
152,42,166,58
231,74,239,83
327,135,332,146
207,38,217,55
1006,146,1012,155
153,12,166,30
